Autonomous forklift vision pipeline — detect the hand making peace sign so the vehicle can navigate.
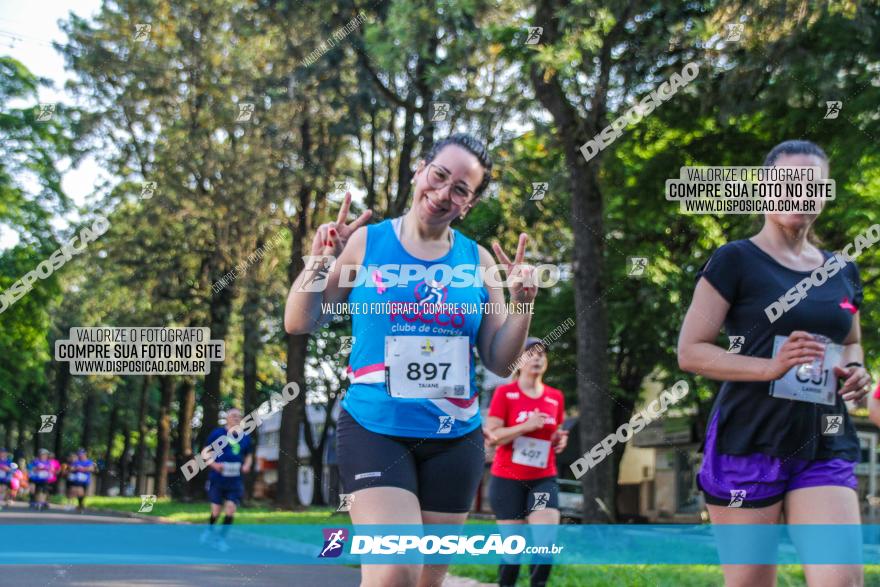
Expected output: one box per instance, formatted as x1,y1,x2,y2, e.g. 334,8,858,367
311,192,373,257
492,233,538,304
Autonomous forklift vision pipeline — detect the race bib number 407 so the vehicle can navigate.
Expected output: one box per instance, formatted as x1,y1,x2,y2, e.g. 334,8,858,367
512,436,551,469
385,336,470,399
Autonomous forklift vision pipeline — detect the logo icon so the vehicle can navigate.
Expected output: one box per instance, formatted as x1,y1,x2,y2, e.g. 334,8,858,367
141,181,157,200
331,181,349,197
725,23,744,42
339,336,355,356
236,103,255,122
134,24,151,41
627,257,648,278
36,103,56,122
728,489,746,508
38,415,56,433
319,528,348,558
336,494,354,512
420,339,435,355
414,279,446,305
823,414,843,436
298,255,336,292
436,416,454,434
727,336,745,354
824,101,842,120
531,492,550,511
530,182,548,201
430,102,450,122
524,26,543,45
138,494,157,513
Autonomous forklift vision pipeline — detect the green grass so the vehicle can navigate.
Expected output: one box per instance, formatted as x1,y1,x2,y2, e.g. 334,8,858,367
67,499,880,585
450,564,880,586
75,496,501,524
75,496,340,524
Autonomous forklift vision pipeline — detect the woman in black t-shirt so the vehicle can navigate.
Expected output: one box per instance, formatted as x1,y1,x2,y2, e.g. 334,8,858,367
678,140,873,587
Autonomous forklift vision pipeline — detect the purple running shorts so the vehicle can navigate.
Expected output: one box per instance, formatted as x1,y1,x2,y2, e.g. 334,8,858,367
698,411,857,508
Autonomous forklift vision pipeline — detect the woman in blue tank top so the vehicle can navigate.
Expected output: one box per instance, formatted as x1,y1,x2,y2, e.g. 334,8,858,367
285,134,537,587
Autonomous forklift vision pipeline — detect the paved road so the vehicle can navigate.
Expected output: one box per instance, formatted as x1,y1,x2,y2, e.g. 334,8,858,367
0,503,489,587
0,502,362,587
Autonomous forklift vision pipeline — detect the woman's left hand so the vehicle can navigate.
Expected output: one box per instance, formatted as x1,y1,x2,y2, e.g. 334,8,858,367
492,233,537,304
834,365,873,402
551,429,569,454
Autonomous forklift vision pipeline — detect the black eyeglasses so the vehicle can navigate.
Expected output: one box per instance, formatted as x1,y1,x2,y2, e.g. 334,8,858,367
425,163,476,205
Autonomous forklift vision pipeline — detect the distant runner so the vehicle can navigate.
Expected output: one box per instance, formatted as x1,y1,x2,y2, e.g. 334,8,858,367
67,448,95,513
485,337,568,587
0,448,13,508
199,408,253,551
28,449,53,511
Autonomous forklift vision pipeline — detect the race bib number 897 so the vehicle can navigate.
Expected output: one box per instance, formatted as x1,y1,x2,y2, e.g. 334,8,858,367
385,336,470,399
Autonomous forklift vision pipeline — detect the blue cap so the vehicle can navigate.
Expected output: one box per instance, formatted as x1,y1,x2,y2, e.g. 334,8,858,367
524,336,545,350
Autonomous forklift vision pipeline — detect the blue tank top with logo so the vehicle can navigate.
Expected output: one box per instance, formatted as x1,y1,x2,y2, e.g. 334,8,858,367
69,459,94,485
342,218,489,438
29,459,51,482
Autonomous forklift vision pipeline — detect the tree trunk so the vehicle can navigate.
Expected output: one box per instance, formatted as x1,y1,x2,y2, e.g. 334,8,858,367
81,389,97,450
14,416,25,462
242,280,262,500
569,155,614,522
155,376,174,498
54,363,70,457
4,420,12,450
277,332,307,508
33,412,40,455
175,378,196,500
100,395,119,495
391,106,416,217
366,108,378,211
135,375,151,495
119,424,131,496
198,270,235,449
303,393,339,506
277,234,308,509
528,0,615,521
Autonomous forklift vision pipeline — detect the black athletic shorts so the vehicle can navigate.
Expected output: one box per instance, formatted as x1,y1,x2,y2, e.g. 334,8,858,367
489,474,559,520
336,408,484,513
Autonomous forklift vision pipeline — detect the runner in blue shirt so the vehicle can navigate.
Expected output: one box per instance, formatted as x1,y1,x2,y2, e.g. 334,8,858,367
67,448,95,513
199,408,253,550
28,449,53,511
285,134,537,587
0,448,13,508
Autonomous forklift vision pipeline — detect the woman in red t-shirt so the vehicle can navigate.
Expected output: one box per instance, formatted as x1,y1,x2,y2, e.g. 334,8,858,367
868,381,880,428
484,337,568,587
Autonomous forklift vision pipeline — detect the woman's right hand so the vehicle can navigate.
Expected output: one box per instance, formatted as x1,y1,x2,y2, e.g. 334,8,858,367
311,191,372,257
524,410,548,432
763,330,826,380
